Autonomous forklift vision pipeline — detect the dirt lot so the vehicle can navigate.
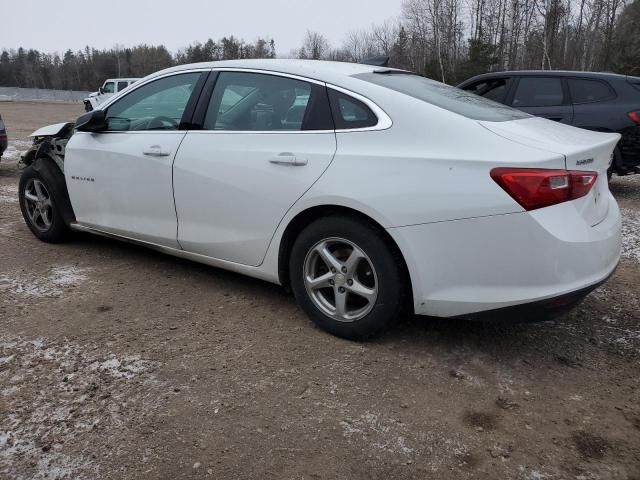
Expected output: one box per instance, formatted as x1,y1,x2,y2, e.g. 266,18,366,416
1,101,639,480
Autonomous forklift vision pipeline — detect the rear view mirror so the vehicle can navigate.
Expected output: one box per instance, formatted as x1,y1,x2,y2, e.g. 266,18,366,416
75,110,107,132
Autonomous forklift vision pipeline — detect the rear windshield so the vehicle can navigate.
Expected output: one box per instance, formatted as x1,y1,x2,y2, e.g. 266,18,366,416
354,72,530,122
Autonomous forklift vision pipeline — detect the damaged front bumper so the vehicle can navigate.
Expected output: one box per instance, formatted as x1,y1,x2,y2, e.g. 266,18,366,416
20,122,75,172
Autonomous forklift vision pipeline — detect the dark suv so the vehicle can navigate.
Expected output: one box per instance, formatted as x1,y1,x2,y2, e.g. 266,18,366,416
458,71,640,176
0,113,7,161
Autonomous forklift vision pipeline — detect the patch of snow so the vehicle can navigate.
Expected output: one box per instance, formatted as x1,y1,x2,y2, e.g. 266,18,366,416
1,139,32,163
620,208,640,263
0,336,161,479
341,412,415,456
519,466,549,480
0,184,18,204
0,266,89,301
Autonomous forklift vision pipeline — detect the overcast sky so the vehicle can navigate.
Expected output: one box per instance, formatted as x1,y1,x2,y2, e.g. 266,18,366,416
0,0,403,56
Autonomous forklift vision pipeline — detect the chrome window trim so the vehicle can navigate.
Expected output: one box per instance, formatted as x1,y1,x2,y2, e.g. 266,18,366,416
97,68,211,111
202,68,393,133
92,67,393,134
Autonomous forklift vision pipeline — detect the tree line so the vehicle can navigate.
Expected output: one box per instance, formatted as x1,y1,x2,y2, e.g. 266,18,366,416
0,0,638,91
0,37,276,91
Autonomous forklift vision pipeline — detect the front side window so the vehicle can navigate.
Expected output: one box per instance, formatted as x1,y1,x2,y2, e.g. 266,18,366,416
102,82,115,94
568,78,614,104
105,73,201,132
355,72,528,122
205,72,313,131
512,77,564,107
465,78,512,103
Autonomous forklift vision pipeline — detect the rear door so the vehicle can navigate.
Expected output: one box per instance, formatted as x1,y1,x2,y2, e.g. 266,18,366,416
509,76,573,124
173,70,337,266
567,77,617,130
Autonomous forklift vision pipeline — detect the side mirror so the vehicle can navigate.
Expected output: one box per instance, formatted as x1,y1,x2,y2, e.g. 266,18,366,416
75,110,107,132
99,87,105,94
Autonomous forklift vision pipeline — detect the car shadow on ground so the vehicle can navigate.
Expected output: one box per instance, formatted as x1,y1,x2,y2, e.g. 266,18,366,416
62,231,580,366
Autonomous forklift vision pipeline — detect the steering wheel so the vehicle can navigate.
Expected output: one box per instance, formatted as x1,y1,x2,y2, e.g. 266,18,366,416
147,116,178,130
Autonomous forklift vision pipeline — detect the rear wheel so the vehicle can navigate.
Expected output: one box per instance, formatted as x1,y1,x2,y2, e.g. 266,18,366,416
19,160,71,243
289,216,405,340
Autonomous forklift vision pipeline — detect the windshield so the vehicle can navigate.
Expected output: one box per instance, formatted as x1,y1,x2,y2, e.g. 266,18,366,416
353,72,530,122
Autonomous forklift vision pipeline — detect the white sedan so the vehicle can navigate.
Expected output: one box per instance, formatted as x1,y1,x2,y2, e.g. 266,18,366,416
18,60,621,339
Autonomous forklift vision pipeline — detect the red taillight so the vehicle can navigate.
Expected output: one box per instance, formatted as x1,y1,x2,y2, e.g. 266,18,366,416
491,168,598,211
628,111,640,126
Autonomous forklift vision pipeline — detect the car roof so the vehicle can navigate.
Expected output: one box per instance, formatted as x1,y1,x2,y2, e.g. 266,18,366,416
105,78,140,82
144,59,396,86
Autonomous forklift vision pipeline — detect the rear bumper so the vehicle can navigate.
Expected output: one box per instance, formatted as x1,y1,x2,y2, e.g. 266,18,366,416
454,269,614,322
388,194,621,318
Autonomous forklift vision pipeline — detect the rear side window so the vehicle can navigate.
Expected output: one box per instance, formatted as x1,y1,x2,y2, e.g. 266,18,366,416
568,79,614,104
204,72,333,131
328,90,377,129
464,78,512,103
117,81,129,92
512,77,564,107
355,72,528,122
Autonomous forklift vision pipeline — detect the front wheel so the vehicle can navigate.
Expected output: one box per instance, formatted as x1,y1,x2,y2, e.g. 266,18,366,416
19,160,71,243
289,216,406,340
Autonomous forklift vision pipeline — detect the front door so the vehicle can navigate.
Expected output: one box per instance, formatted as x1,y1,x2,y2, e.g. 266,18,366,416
65,72,205,248
173,71,337,266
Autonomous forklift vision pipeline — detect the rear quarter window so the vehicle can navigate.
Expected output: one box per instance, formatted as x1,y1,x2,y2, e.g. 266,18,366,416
463,78,513,103
354,72,529,122
327,89,378,129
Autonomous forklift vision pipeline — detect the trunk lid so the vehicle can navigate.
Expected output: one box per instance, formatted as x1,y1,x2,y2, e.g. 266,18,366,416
480,117,619,226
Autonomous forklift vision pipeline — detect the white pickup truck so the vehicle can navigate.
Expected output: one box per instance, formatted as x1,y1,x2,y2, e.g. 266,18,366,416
83,78,139,111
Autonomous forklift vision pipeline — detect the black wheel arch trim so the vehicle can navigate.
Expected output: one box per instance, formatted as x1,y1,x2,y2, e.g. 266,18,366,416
27,157,76,226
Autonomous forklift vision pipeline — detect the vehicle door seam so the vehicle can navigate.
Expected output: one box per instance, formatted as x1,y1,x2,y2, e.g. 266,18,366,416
172,132,190,250
257,128,339,267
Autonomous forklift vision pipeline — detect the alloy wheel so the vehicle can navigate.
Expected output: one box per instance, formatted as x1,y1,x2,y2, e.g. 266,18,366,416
303,237,378,322
23,178,53,232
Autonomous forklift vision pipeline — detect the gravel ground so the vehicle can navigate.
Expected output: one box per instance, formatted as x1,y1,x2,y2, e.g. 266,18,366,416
0,102,639,480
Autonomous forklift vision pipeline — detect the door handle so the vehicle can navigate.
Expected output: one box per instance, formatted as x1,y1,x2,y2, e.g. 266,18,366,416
142,145,171,157
269,152,307,166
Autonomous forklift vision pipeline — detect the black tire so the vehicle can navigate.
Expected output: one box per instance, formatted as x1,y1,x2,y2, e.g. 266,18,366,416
608,147,622,181
289,215,405,340
19,159,72,243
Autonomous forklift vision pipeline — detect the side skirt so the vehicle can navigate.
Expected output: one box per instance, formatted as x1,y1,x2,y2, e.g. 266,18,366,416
69,223,281,285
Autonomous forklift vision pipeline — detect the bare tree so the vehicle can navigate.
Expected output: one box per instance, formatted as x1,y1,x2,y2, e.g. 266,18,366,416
298,31,331,60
